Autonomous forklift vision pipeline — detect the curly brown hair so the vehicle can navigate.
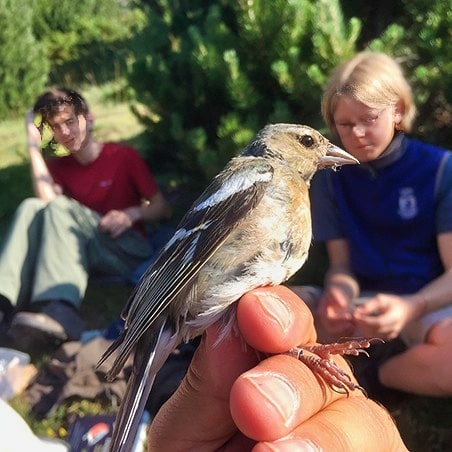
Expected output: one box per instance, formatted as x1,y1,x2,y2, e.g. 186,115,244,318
33,88,90,131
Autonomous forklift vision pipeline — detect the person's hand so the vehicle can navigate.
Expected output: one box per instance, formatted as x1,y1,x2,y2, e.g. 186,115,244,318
353,293,418,340
99,209,135,238
317,285,356,338
148,286,407,451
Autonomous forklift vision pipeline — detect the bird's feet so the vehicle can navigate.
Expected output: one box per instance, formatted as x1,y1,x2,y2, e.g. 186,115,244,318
286,338,380,394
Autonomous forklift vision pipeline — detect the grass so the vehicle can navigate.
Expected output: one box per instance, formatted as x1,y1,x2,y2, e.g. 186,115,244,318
395,396,452,451
0,118,30,168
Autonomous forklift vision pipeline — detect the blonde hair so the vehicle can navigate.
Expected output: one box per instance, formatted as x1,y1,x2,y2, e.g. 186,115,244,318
321,51,416,138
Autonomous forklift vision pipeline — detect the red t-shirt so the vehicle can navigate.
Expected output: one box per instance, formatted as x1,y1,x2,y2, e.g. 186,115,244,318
46,143,159,216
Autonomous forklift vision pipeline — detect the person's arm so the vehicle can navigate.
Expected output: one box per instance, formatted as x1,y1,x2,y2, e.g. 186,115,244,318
25,111,60,202
403,156,452,315
412,232,452,314
324,238,360,299
149,286,407,451
316,239,359,337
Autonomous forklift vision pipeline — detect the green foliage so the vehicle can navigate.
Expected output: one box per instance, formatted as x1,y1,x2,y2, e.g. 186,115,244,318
0,0,146,118
399,1,451,145
128,0,363,189
0,0,49,119
127,0,451,188
368,1,451,146
32,0,147,86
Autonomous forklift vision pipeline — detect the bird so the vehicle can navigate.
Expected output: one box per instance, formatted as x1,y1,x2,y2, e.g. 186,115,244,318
98,123,367,451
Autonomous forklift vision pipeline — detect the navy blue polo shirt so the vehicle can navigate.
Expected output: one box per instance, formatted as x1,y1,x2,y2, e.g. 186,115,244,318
310,134,452,293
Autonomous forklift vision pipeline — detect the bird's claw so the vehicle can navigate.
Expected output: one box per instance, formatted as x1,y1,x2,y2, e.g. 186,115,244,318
287,338,379,394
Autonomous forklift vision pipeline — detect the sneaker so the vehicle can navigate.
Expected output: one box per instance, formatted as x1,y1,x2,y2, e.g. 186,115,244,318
8,301,84,352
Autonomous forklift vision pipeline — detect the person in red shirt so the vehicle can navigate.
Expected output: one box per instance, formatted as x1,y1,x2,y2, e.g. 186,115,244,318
0,88,171,350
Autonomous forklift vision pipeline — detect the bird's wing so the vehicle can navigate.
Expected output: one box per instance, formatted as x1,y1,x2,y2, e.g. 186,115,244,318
100,157,274,375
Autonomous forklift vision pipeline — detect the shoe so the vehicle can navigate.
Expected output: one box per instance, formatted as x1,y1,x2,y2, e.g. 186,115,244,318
7,301,84,352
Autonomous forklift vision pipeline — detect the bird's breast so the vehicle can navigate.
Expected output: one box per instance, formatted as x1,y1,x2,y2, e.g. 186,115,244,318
184,169,312,331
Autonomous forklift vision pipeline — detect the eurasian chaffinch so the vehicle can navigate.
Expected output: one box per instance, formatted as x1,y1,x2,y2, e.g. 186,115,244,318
98,123,365,451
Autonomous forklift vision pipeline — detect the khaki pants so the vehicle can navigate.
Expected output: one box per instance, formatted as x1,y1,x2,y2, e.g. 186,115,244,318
0,196,152,309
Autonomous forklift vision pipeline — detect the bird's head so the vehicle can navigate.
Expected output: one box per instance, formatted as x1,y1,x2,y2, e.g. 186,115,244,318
242,123,358,182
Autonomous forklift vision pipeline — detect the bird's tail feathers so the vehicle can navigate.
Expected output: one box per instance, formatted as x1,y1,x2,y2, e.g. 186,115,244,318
96,329,128,380
109,322,176,452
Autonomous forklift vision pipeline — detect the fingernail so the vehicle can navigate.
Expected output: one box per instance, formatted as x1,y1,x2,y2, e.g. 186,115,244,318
243,371,298,426
263,439,320,451
254,291,293,334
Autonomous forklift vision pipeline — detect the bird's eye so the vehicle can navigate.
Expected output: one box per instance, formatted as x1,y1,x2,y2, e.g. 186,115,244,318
299,135,314,147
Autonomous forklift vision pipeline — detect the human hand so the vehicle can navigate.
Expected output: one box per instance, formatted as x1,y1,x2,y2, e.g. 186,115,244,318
317,285,356,338
99,209,134,238
353,293,417,340
148,286,407,451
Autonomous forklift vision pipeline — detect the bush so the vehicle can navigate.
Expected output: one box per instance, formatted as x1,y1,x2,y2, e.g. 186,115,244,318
0,0,146,119
0,0,48,119
32,0,147,87
127,0,451,189
368,0,451,147
127,0,363,190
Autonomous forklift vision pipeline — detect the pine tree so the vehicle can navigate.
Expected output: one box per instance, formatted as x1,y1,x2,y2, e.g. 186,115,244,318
0,0,48,119
367,0,451,146
128,0,363,189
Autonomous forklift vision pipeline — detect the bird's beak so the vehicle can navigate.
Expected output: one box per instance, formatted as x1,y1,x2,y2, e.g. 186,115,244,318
318,145,359,169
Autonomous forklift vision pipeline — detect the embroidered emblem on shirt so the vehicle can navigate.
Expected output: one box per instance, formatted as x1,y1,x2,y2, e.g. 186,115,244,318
398,187,418,219
99,179,113,188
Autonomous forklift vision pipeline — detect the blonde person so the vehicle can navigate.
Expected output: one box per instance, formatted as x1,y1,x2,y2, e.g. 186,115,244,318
294,51,452,396
0,88,171,350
